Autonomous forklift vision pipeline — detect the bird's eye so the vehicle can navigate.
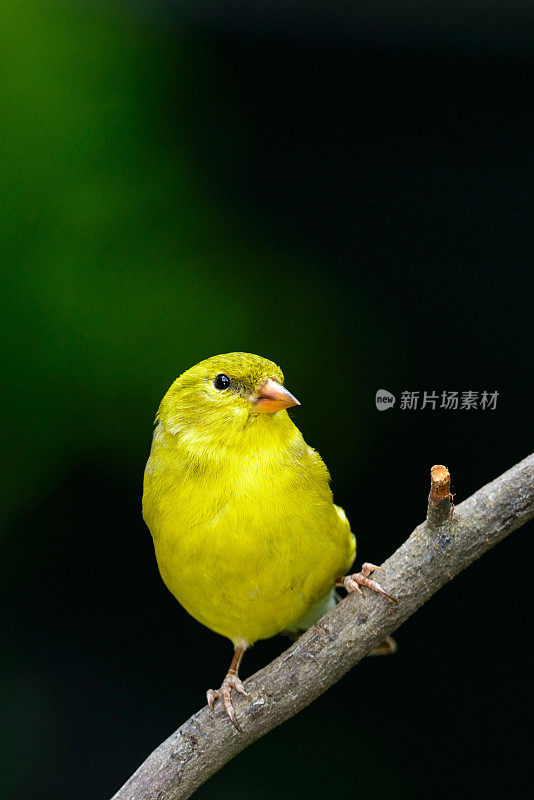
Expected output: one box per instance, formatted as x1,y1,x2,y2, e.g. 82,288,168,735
214,373,231,391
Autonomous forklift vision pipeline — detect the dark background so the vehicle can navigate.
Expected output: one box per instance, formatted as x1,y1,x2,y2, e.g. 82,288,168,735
1,3,532,799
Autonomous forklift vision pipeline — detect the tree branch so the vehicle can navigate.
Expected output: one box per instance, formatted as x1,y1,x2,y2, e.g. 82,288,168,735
111,453,534,800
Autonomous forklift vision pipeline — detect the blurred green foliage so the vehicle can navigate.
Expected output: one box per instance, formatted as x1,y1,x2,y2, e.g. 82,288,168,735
0,1,394,523
0,7,400,797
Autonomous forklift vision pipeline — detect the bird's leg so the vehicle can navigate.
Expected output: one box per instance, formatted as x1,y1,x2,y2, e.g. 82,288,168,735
206,639,251,731
336,562,397,603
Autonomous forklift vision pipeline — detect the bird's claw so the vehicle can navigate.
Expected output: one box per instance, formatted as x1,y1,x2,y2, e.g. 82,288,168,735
207,674,251,731
338,562,397,604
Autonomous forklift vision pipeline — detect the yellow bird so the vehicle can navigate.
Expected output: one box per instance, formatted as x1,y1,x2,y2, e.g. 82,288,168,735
143,353,393,727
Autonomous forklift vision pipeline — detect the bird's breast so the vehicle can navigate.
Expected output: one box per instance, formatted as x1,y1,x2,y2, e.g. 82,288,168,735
143,439,354,643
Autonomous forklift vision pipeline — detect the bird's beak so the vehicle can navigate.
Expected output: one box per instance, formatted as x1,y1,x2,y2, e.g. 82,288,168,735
253,379,300,414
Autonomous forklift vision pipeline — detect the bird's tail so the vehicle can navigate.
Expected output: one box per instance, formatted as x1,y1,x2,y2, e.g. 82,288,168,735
282,589,339,640
282,589,397,656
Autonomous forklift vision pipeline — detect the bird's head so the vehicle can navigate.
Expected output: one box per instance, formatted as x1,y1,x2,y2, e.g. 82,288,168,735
155,353,300,456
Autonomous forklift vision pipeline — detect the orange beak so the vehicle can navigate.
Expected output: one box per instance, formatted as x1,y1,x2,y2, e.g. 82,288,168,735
253,379,300,414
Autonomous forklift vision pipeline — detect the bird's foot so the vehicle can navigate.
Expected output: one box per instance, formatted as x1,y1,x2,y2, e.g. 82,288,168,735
207,674,251,731
337,562,397,603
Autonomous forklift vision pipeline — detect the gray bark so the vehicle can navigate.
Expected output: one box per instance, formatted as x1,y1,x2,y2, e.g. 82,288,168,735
112,453,534,800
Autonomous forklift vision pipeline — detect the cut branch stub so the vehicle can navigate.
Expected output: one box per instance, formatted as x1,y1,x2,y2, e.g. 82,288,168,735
426,464,452,529
430,464,450,502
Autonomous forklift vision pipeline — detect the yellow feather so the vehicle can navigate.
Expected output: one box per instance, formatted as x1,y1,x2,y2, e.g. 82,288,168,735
143,353,355,647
